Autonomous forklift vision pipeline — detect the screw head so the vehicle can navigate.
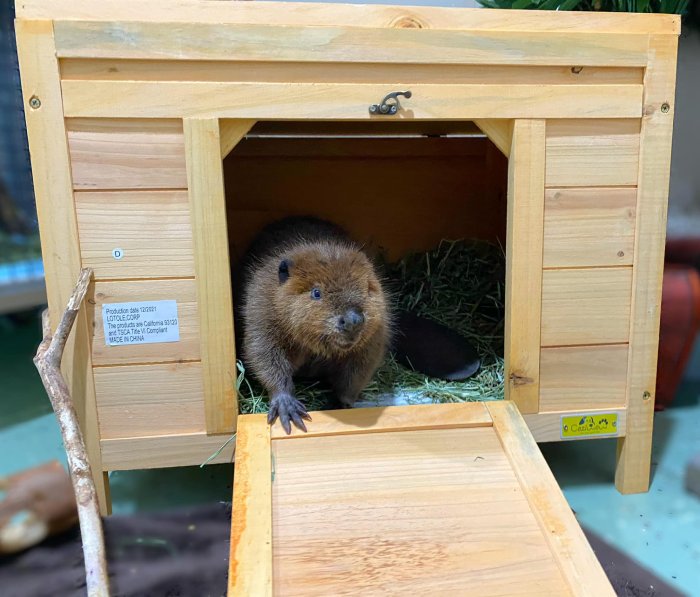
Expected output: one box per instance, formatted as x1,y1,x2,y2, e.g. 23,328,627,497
661,103,670,114
29,95,41,109
369,105,377,114
390,105,397,113
643,391,651,400
617,250,625,258
571,66,583,74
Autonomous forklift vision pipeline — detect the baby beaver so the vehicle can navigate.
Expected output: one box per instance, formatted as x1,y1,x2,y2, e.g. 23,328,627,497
237,216,391,434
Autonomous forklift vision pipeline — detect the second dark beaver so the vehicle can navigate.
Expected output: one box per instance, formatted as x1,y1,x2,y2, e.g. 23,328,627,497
236,216,391,434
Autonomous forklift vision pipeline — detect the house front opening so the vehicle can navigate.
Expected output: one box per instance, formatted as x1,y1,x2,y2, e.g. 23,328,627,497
223,120,508,415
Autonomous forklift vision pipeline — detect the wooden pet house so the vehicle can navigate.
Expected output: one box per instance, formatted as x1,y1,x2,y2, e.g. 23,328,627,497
16,0,679,514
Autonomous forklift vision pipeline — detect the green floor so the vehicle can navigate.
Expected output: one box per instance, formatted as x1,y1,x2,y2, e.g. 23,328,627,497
1,312,698,594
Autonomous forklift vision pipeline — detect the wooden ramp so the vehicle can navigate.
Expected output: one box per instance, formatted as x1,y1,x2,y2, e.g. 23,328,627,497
230,401,614,596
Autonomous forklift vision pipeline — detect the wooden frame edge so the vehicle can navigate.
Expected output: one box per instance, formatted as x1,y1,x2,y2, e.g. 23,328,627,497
487,401,615,596
184,117,237,435
268,402,493,439
16,2,681,35
474,119,513,158
229,414,272,596
615,33,679,494
504,119,545,414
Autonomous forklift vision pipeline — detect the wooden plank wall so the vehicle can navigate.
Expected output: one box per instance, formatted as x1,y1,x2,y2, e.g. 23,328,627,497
539,119,640,413
66,118,207,445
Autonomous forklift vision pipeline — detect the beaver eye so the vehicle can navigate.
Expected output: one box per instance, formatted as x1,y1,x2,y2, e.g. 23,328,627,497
310,288,322,300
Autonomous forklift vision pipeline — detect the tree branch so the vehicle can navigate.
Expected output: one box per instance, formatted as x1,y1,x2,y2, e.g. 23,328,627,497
33,267,109,597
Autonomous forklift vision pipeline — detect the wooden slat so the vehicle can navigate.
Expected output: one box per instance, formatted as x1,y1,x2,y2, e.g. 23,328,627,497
53,21,650,68
270,402,492,439
15,20,109,514
504,120,545,414
220,119,255,159
247,120,483,137
474,119,513,158
18,1,681,35
541,268,633,346
66,118,187,190
230,415,272,597
540,345,629,411
75,190,195,279
60,81,643,120
543,187,636,268
90,278,200,365
617,34,678,495
94,362,205,439
272,425,570,595
487,401,615,596
546,119,641,187
60,59,645,86
100,430,235,470
184,118,237,434
524,408,627,443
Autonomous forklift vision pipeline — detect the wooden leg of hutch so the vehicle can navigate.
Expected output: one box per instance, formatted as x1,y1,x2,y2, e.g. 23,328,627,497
615,34,678,494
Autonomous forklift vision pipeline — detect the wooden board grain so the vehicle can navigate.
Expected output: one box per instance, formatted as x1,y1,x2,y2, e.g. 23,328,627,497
94,361,205,439
60,59,644,86
546,119,641,187
184,118,237,434
225,136,508,264
541,268,633,346
75,190,195,279
54,21,649,67
543,187,636,268
90,278,200,365
487,402,615,596
617,34,679,494
474,119,513,158
100,430,234,470
504,120,545,414
271,426,571,596
60,80,643,120
230,415,272,597
18,1,681,35
540,345,629,411
66,118,187,190
270,402,491,439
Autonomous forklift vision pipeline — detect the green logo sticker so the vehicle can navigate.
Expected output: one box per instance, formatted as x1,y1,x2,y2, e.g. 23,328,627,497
561,413,618,439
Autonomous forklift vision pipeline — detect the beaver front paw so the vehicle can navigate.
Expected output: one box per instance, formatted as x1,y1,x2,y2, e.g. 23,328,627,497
268,393,312,435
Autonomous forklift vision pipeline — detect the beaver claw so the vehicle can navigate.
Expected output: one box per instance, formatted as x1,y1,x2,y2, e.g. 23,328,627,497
268,394,311,435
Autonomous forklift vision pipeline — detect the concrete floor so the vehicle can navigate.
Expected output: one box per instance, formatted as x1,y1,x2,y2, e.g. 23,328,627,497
1,312,698,595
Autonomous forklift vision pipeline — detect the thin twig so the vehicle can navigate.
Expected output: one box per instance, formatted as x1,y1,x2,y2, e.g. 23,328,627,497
33,268,109,597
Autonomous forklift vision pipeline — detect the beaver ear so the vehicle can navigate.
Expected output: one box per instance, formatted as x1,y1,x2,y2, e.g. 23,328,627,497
278,259,292,284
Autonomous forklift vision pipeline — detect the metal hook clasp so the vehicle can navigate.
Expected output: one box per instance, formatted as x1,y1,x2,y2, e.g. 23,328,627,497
369,90,412,116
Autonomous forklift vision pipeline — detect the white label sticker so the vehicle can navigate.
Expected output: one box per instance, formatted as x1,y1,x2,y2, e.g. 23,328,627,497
102,300,180,346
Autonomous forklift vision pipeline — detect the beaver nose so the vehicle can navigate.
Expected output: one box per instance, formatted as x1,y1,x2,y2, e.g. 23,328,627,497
338,309,365,332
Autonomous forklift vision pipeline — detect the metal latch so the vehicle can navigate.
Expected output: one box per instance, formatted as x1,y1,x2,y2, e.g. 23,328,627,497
369,91,412,116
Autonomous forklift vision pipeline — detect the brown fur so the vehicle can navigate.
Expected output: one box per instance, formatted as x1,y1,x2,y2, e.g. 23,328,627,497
238,217,390,432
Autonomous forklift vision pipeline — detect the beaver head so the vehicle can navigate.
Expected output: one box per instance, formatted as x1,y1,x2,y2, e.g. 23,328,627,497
273,242,386,357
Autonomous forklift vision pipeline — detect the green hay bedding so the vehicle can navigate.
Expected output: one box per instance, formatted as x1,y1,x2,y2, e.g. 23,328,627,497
237,239,506,415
